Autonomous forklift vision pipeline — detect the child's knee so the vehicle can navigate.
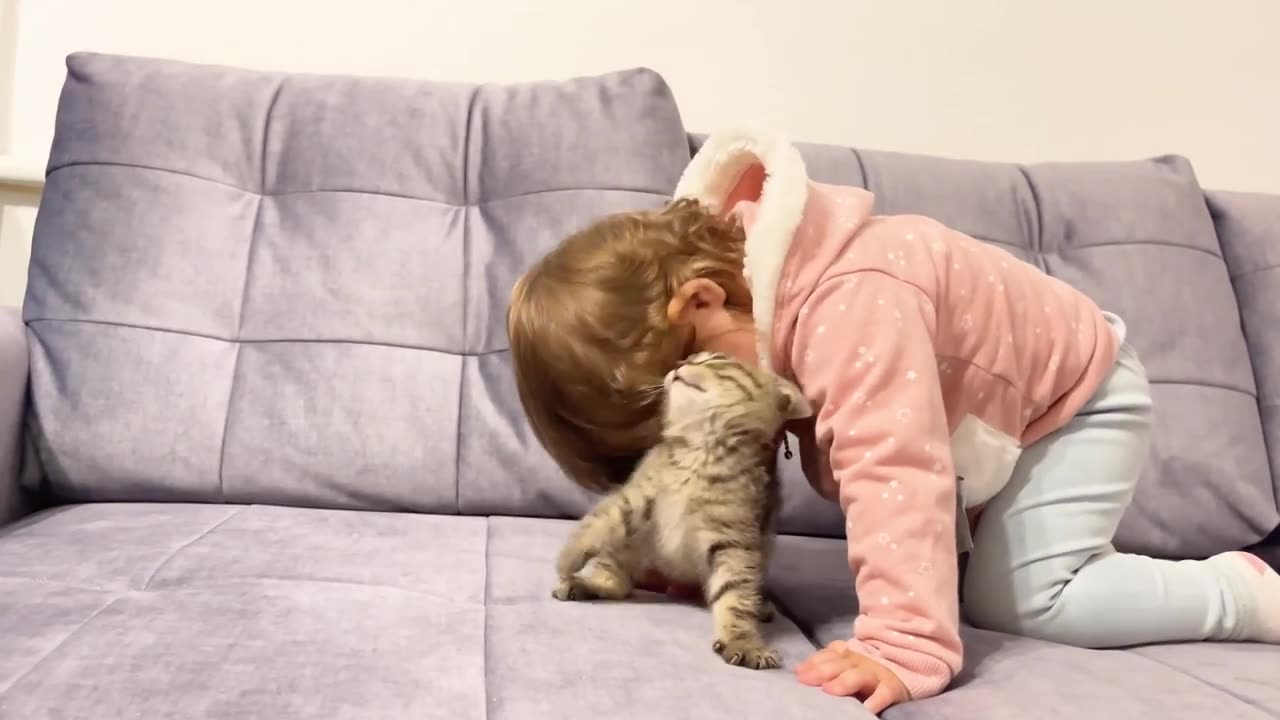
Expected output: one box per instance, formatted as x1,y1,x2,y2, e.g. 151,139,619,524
964,591,1077,644
964,564,1077,644
963,581,1023,636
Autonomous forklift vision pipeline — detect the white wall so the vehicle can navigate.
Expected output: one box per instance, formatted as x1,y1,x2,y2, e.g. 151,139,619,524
3,0,1279,305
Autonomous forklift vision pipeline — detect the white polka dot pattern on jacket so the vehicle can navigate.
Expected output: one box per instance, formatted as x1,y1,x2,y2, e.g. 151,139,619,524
791,272,964,699
680,149,1121,699
758,191,1120,698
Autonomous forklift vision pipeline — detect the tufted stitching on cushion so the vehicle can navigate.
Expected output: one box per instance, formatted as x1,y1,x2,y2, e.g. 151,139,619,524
0,596,120,701
141,507,245,590
23,319,514,356
1056,238,1222,261
1016,166,1048,273
1126,650,1275,717
1148,378,1255,398
158,575,464,601
1231,264,1280,282
216,224,251,501
267,185,671,204
455,88,480,515
0,576,108,591
44,161,670,207
1207,193,1278,509
850,147,870,191
950,640,1269,718
215,80,281,502
479,517,492,719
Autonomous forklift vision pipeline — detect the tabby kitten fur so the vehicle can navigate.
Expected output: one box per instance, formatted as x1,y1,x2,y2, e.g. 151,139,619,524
552,352,812,669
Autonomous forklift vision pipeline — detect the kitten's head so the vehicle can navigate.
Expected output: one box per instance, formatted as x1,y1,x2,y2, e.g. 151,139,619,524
660,351,811,441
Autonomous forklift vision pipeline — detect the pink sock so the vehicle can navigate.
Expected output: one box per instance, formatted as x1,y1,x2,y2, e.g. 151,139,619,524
1211,551,1280,643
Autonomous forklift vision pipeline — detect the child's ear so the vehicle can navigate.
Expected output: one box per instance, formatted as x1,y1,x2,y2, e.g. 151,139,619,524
667,278,726,327
775,379,812,420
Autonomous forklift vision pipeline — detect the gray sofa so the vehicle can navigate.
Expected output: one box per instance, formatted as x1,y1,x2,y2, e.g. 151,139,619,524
1,52,1277,719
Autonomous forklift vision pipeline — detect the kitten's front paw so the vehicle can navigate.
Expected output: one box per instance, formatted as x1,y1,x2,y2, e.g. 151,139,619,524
712,637,781,670
552,578,594,602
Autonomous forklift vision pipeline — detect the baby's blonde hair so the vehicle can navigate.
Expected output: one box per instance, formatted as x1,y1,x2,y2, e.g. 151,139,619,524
507,198,750,492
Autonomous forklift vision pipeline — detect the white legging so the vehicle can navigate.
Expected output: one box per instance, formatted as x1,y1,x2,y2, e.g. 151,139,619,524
962,337,1256,646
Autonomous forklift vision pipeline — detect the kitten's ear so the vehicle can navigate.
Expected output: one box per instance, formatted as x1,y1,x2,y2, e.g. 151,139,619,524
775,379,812,420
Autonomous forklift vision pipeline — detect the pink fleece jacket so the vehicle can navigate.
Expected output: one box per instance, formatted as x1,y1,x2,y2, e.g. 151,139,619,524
674,132,1119,699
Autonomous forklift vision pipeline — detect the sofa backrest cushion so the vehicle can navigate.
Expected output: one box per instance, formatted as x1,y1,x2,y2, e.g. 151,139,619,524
1207,191,1280,523
26,53,1277,561
24,52,687,514
730,137,1277,558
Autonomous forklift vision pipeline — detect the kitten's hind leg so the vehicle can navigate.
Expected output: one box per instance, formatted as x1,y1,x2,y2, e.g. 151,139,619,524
704,542,780,669
552,491,646,602
553,554,635,601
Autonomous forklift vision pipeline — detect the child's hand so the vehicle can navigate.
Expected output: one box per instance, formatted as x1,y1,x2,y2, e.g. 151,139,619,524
796,640,910,714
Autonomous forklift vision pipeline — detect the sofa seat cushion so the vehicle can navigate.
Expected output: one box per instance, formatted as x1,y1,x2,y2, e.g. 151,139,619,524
765,533,1280,719
0,503,488,718
1,504,1276,719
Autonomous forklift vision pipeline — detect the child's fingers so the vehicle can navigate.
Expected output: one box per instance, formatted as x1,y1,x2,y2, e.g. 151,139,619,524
795,663,821,685
862,683,898,715
795,658,832,684
797,641,846,672
821,667,877,697
795,649,849,685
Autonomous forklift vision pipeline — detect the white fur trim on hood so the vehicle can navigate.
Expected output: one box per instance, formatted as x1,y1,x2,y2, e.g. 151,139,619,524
673,130,810,372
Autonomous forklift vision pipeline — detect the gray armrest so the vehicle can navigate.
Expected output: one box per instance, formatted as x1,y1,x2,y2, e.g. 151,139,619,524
0,306,30,526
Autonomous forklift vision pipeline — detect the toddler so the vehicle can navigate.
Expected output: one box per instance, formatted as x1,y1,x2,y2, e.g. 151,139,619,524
507,130,1280,713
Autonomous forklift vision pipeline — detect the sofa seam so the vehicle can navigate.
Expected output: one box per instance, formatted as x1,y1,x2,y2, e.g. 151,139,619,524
1239,306,1278,513
214,80,280,504
144,574,469,603
1123,650,1272,718
216,195,256,502
0,575,107,592
0,595,121,701
23,318,514,356
1016,166,1047,268
455,87,479,516
480,517,492,720
140,507,245,590
1147,378,1256,399
962,236,1225,263
42,161,668,206
1229,263,1279,282
850,147,871,192
1053,238,1223,262
1208,194,1278,506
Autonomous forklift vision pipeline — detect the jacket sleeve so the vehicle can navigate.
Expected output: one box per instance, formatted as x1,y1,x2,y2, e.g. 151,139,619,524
791,272,963,700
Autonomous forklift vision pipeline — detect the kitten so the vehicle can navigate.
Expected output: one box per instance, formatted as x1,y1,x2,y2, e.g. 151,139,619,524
552,351,812,669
